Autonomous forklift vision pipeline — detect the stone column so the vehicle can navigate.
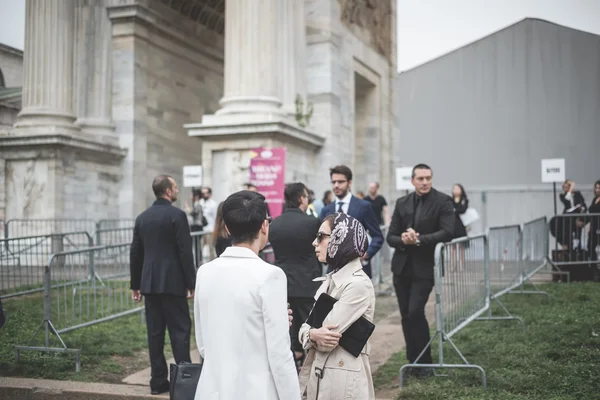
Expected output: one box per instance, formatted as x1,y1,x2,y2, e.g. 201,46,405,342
74,0,116,138
278,0,308,116
15,0,77,131
216,0,284,116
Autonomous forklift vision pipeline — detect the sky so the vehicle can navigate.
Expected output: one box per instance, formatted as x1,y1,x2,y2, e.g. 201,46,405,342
1,0,600,72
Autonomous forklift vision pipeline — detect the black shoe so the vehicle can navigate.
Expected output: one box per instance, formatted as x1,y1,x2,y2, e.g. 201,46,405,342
150,383,169,395
416,367,434,379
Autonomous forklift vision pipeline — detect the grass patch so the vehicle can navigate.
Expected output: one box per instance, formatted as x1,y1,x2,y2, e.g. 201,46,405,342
373,282,600,400
0,293,193,382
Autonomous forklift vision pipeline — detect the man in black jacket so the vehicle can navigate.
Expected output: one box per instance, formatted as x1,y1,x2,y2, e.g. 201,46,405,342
268,182,321,367
387,164,454,375
130,175,196,395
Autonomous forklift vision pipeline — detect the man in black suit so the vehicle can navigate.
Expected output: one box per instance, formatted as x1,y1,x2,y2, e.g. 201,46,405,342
130,175,196,395
269,182,321,367
319,165,384,277
387,164,454,375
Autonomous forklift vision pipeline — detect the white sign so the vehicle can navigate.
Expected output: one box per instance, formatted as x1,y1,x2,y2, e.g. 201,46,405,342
395,167,414,190
183,165,203,188
541,159,565,183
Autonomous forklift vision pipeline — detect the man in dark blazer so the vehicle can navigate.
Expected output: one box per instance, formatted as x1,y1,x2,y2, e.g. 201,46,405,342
130,175,196,395
387,164,454,376
269,182,321,367
319,165,383,277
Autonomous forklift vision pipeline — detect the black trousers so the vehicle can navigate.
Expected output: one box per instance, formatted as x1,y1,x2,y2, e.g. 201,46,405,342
288,297,314,354
393,271,434,364
144,294,192,390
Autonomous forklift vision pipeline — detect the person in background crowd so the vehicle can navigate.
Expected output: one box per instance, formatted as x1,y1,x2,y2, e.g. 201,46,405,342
588,180,600,267
194,190,300,400
312,190,332,217
298,213,376,399
243,183,258,192
130,175,196,395
212,201,232,257
185,189,206,232
305,189,319,218
319,165,383,278
386,164,454,378
365,182,390,227
452,184,469,238
355,191,365,200
200,187,218,231
560,179,587,213
269,183,321,370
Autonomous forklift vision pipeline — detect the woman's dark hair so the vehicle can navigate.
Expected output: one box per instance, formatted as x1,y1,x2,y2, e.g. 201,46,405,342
322,190,332,205
595,180,600,188
212,201,229,246
321,214,337,231
454,183,468,201
222,191,268,245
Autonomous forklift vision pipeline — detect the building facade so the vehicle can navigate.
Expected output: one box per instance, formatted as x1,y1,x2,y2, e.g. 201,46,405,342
0,0,399,223
396,18,600,231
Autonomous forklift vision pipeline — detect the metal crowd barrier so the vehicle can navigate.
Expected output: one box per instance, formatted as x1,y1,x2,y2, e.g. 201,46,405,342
0,232,94,299
14,244,143,371
548,213,600,281
400,235,489,388
5,219,98,239
96,219,135,230
95,227,134,246
191,230,215,269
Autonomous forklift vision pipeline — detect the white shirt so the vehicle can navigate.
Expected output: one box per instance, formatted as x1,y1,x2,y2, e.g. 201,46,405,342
194,247,300,400
335,192,353,214
200,198,218,231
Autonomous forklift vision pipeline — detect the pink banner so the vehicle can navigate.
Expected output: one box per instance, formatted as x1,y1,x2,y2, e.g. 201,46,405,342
249,147,286,218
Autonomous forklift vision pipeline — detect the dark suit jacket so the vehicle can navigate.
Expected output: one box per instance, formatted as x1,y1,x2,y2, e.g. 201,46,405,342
387,188,455,279
559,191,587,213
269,208,321,297
319,195,384,259
130,198,196,296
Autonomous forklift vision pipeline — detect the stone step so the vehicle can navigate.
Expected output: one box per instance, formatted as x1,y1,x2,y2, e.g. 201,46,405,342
0,377,168,400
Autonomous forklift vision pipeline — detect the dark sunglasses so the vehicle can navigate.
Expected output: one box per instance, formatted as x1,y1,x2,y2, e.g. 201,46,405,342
316,232,331,244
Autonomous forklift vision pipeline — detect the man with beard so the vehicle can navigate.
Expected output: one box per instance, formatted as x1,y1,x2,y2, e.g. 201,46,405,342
319,165,383,277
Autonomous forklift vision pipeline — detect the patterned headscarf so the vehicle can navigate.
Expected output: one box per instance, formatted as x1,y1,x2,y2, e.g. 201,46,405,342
326,213,369,272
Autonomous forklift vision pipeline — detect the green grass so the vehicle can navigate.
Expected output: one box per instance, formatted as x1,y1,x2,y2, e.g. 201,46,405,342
373,282,600,400
0,293,193,382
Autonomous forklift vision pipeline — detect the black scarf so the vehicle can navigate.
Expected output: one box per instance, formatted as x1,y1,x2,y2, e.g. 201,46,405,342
326,213,369,272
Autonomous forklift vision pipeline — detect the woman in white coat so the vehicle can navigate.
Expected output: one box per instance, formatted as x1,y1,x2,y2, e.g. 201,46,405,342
298,213,376,399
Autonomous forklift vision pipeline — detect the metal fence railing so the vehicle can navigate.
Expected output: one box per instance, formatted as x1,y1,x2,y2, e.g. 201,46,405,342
95,227,133,246
191,231,214,269
548,213,600,281
5,219,98,239
14,244,143,371
400,235,489,388
96,219,136,230
0,232,94,299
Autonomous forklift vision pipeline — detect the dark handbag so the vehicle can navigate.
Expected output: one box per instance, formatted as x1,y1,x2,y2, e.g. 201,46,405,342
169,361,203,400
306,292,375,357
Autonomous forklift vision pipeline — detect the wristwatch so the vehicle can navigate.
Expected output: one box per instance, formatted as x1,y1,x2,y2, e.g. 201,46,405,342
415,238,421,246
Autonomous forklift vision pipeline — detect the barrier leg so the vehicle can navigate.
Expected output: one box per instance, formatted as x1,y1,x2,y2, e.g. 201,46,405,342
475,296,525,332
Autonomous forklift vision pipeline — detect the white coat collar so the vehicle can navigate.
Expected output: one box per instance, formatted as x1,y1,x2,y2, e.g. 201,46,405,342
220,246,261,259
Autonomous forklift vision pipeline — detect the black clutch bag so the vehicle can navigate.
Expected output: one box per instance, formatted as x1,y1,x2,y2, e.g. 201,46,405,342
306,292,375,357
169,361,203,400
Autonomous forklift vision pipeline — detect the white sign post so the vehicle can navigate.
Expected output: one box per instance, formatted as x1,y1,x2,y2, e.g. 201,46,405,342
183,165,203,188
541,158,565,215
395,167,414,191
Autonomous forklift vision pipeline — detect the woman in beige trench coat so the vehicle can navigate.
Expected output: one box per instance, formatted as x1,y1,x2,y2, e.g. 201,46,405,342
298,213,376,400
